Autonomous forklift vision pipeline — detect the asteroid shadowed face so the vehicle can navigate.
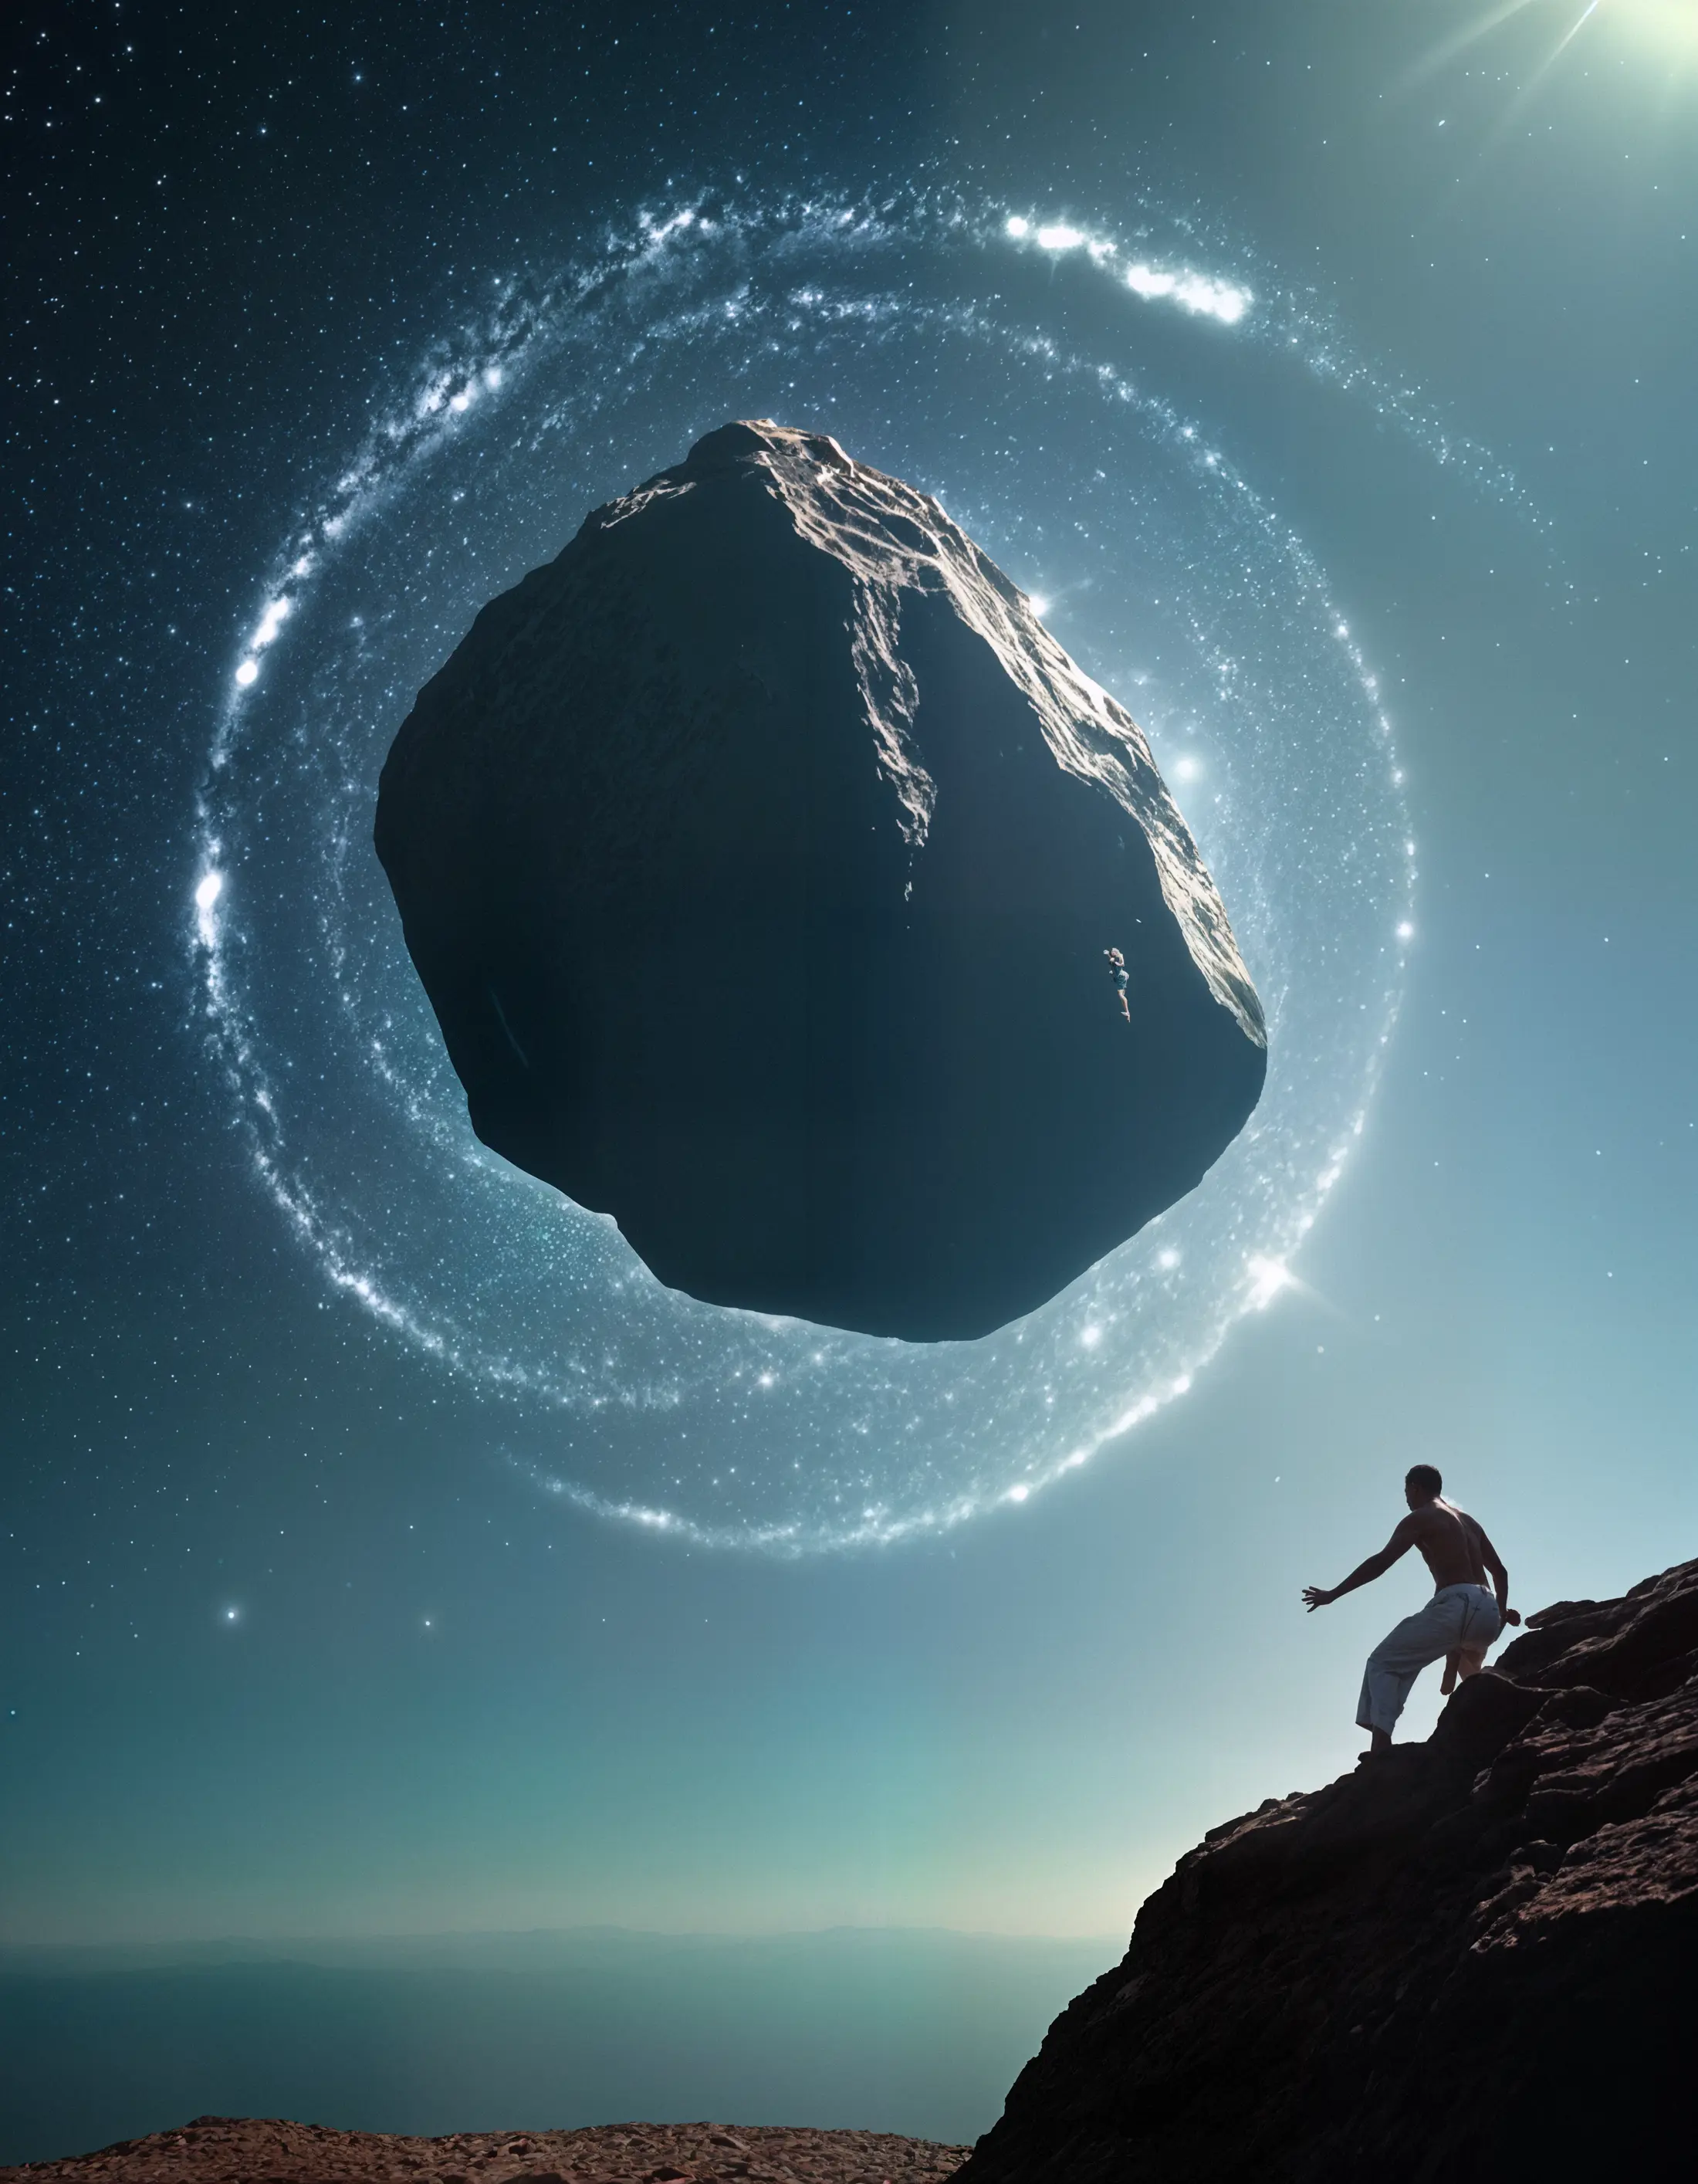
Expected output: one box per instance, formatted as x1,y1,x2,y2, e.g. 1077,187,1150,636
375,421,1267,1340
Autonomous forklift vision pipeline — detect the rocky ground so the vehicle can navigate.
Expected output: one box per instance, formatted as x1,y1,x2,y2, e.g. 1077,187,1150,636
957,1554,1698,2183
0,2120,968,2184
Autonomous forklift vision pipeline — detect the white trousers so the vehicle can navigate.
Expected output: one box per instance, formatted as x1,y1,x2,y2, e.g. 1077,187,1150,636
1356,1583,1503,1734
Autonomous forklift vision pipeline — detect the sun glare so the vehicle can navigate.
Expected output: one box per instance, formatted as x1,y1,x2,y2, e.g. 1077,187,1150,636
1608,0,1698,50
1415,0,1698,95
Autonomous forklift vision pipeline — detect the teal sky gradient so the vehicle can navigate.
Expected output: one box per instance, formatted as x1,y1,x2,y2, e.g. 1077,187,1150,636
5,0,1696,1965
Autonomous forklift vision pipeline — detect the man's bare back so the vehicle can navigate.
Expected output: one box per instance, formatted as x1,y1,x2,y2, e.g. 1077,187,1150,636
1399,1496,1492,1593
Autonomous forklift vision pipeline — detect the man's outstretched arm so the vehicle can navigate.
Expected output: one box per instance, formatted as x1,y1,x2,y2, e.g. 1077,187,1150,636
1303,1521,1414,1612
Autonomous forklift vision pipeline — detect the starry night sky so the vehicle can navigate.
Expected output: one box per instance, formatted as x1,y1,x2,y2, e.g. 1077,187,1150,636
4,0,1696,2102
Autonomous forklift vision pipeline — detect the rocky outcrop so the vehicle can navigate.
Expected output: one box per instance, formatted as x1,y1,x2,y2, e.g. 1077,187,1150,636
959,1557,1698,2183
375,421,1265,1341
0,2117,969,2182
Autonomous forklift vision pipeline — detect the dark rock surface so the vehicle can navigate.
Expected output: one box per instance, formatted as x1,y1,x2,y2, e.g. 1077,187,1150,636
0,2116,969,2183
959,1556,1698,2183
376,421,1265,1341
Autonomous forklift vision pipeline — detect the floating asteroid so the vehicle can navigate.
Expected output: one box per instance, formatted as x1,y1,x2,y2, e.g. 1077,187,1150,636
374,421,1266,1341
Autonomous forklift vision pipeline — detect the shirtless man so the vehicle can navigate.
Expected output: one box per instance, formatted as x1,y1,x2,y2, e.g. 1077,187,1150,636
1302,1464,1520,1755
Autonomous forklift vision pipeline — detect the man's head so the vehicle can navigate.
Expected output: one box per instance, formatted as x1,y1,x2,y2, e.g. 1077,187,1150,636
1405,1462,1443,1508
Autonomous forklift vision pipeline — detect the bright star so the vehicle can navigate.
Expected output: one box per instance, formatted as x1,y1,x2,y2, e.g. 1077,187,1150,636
194,870,225,947
1245,1256,1293,1310
1125,264,1251,324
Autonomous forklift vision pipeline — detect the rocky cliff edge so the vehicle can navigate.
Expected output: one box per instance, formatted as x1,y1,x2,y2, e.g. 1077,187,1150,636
959,1555,1698,2183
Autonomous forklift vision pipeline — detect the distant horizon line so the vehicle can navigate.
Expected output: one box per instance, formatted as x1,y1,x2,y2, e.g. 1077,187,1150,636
0,1921,1125,1961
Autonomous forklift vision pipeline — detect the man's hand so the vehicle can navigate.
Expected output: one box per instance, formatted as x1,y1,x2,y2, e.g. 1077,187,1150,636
1304,1532,1408,1615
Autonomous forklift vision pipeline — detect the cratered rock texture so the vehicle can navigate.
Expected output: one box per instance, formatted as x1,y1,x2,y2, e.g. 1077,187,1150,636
375,420,1266,1340
956,1555,1698,2184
